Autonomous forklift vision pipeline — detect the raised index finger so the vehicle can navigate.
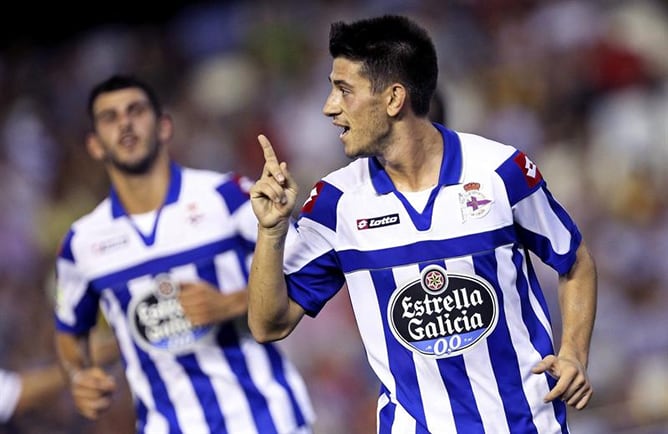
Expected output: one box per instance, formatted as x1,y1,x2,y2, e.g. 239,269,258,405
257,134,285,183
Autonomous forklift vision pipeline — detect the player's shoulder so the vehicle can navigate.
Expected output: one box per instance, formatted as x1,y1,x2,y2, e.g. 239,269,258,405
181,166,231,187
320,158,370,194
456,131,518,168
70,197,113,231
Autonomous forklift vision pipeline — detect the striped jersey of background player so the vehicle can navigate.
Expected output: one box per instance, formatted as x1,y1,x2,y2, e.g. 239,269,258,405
54,74,314,434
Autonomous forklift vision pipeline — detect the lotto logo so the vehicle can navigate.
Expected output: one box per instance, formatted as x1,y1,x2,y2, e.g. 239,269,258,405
513,152,542,188
357,214,400,230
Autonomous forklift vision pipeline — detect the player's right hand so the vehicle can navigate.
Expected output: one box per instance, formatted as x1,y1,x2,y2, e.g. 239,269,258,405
70,366,116,420
250,134,298,231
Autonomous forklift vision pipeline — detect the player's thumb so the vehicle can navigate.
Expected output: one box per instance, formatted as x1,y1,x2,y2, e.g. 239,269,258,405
531,354,557,374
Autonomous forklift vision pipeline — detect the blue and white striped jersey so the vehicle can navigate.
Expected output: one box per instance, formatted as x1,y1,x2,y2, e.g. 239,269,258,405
285,125,581,434
55,163,314,434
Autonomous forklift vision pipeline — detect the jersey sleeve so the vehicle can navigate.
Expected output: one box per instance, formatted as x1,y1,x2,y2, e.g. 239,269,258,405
284,180,345,317
54,229,101,334
216,173,257,245
497,150,582,275
0,369,21,422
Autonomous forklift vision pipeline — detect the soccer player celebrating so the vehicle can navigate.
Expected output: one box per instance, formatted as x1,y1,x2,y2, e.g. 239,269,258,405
248,15,597,434
54,75,314,433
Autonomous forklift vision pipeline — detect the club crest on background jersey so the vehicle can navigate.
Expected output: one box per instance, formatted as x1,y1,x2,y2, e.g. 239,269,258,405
459,182,493,222
388,265,499,358
128,274,215,354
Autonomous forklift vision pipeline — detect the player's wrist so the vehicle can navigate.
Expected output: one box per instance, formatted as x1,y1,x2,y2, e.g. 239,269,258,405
257,220,290,239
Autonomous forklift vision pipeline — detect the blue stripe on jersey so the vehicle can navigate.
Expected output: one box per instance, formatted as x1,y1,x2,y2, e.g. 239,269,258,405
265,344,307,427
136,399,148,433
216,175,250,214
338,226,516,274
177,353,228,433
287,248,345,317
55,283,101,334
216,327,279,434
58,229,76,261
512,247,554,357
496,151,544,207
512,247,569,431
298,181,343,232
474,253,539,434
378,385,396,434
88,238,245,293
136,343,184,434
370,268,428,432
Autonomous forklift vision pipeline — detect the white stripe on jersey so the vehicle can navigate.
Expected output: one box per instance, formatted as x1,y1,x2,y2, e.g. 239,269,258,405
497,247,562,433
346,270,394,392
514,190,572,255
0,369,21,423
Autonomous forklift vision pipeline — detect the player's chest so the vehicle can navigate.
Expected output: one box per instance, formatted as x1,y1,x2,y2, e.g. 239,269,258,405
338,180,511,249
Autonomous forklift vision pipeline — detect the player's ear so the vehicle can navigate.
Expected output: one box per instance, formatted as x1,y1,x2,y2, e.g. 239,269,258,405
86,132,105,161
387,83,406,118
157,113,174,143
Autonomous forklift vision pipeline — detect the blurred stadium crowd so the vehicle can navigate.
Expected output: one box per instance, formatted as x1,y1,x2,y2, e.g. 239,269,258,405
1,0,666,433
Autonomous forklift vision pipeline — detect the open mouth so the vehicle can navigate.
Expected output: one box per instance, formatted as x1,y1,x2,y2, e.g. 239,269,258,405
339,126,350,138
120,134,138,147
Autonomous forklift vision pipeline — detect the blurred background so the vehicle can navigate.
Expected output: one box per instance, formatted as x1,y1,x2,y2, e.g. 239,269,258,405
1,0,667,433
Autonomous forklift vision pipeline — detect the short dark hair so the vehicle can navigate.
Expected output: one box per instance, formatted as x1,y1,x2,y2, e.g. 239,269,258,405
328,15,438,116
87,74,163,122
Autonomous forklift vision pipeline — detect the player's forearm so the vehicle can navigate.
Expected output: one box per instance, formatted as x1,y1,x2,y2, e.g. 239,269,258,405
55,332,92,381
14,365,66,415
557,242,597,366
248,226,298,342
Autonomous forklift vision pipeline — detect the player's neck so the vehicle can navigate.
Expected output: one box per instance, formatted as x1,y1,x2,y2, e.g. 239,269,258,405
380,121,443,192
109,156,171,214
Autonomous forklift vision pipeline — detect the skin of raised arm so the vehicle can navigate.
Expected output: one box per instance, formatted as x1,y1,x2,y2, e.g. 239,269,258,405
247,134,305,342
532,242,597,410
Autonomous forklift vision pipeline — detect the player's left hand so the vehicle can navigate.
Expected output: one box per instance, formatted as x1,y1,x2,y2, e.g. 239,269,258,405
179,282,247,326
532,354,593,410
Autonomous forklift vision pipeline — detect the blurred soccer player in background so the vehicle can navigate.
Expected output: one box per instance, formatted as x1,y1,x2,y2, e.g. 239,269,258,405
54,74,314,433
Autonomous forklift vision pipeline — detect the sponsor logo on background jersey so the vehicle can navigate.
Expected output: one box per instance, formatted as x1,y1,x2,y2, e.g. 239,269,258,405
388,265,499,358
459,182,493,222
128,274,216,354
357,213,400,230
91,234,129,255
301,181,324,214
513,152,542,188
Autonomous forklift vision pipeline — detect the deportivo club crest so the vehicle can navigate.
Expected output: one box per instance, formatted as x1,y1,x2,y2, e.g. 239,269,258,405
128,274,215,354
388,265,499,358
459,182,493,222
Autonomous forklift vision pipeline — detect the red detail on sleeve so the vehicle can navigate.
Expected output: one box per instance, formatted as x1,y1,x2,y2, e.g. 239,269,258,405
301,181,324,214
513,152,542,189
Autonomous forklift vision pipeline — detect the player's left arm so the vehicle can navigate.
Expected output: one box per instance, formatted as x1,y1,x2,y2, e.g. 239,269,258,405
532,241,597,410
